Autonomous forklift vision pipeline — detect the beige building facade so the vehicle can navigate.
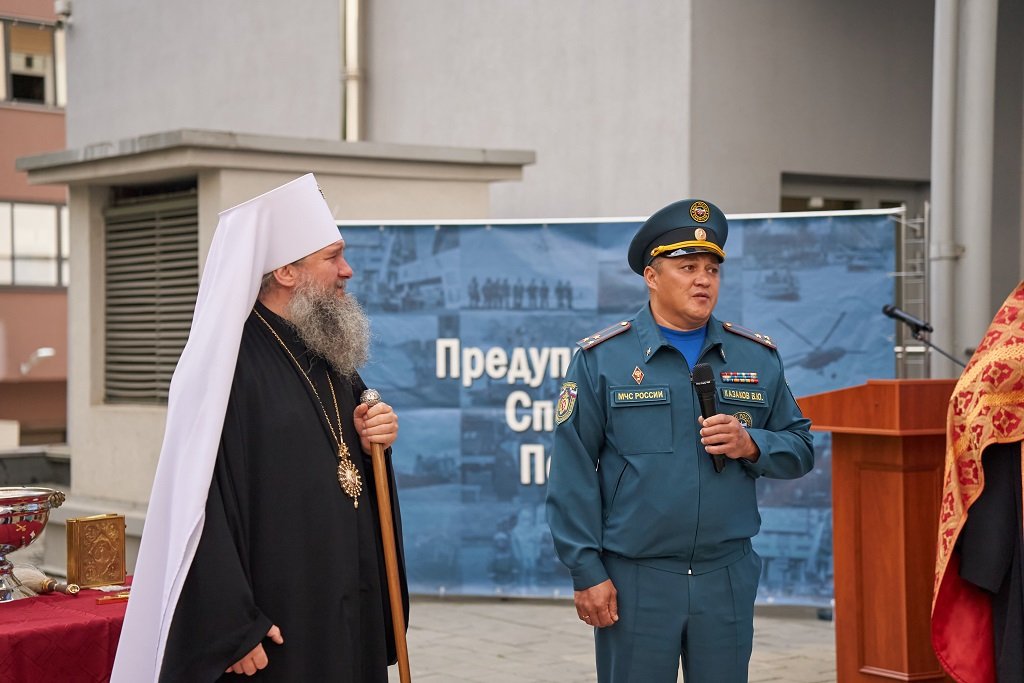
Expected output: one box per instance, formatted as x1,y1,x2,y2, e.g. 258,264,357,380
0,0,69,447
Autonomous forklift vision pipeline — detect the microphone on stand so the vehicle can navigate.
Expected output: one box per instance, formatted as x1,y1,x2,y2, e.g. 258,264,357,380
882,304,933,334
882,304,966,368
691,363,726,473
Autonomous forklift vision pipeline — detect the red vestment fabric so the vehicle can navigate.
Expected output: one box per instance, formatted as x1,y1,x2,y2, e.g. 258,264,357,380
932,282,1024,682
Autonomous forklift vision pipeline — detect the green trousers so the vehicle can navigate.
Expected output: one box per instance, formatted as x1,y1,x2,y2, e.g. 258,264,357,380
595,549,761,683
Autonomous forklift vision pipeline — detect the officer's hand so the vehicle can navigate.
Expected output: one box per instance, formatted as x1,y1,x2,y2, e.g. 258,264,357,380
355,402,399,453
574,579,619,628
699,414,760,461
226,624,284,675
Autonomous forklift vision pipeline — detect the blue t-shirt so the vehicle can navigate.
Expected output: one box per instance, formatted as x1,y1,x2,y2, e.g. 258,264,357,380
658,324,707,369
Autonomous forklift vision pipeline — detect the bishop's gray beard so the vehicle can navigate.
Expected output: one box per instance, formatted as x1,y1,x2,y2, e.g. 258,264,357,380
284,278,370,378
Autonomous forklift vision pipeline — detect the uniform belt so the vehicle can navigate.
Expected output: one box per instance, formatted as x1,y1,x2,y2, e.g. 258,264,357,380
601,538,752,576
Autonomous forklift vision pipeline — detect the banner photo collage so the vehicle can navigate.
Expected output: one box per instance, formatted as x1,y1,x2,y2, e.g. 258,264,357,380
340,210,898,605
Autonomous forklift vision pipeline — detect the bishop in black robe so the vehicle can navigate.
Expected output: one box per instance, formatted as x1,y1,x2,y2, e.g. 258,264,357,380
159,301,408,682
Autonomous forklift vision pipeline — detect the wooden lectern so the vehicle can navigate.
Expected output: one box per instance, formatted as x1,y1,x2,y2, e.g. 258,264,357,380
797,379,957,683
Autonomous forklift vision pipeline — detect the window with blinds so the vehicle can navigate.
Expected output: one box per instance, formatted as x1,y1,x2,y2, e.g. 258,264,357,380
104,192,198,404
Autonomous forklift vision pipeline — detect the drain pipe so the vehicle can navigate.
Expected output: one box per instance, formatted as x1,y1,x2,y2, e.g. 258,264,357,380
341,0,364,141
929,0,959,377
953,0,998,364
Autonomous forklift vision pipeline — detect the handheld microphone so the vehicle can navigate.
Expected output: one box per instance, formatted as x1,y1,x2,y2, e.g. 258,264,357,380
882,304,933,333
691,363,725,473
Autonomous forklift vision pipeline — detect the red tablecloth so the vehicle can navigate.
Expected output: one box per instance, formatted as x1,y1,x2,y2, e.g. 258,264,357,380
0,587,128,683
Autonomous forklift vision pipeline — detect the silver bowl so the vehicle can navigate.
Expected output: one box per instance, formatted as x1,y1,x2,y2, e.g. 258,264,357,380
0,487,65,601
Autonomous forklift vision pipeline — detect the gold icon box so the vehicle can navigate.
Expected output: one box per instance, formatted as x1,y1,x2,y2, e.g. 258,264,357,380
66,513,126,588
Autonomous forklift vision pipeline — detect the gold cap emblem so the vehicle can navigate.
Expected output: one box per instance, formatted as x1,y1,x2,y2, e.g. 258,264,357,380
694,228,707,241
690,201,710,223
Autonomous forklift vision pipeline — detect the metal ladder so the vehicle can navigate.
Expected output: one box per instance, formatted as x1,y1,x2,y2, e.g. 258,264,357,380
892,203,930,378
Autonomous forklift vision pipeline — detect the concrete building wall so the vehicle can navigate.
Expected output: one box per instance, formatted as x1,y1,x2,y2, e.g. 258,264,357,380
0,290,66,442
363,1,949,221
57,0,1023,286
0,381,65,443
990,0,1024,299
0,289,66,381
2,0,55,20
689,0,935,212
64,0,344,148
1,0,69,445
365,0,693,219
0,108,66,203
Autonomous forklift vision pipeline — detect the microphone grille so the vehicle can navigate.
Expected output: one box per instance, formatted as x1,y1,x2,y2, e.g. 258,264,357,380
691,363,715,386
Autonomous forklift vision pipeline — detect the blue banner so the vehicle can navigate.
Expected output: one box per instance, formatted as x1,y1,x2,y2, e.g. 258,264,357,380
341,211,898,605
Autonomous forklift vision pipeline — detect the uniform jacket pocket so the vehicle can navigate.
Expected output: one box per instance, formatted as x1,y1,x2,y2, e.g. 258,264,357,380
607,385,673,454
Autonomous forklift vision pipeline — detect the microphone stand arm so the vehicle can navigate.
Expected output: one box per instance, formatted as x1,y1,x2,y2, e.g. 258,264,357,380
909,326,967,368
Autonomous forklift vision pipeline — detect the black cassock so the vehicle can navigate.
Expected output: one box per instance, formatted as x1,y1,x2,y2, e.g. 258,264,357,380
958,441,1024,683
161,302,408,682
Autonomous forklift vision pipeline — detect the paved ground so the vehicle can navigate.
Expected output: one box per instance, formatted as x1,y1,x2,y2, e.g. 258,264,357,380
389,598,836,683
13,531,835,682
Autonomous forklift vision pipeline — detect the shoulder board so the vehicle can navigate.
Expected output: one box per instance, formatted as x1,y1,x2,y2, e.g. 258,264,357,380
577,321,631,350
722,321,777,349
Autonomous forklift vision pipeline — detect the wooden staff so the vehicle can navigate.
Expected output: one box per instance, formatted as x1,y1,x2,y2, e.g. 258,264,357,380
360,389,411,683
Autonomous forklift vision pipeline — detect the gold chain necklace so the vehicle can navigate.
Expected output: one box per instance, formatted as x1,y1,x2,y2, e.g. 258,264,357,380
253,308,362,508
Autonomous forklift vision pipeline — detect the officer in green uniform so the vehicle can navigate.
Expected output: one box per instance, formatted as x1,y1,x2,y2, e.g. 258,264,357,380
546,199,813,683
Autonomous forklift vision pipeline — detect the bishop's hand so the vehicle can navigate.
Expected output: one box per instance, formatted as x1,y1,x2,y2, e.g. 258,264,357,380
226,624,283,675
354,401,399,453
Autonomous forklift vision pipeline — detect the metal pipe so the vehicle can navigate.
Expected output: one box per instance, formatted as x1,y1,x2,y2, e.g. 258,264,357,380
341,0,364,141
929,0,959,377
953,0,998,363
